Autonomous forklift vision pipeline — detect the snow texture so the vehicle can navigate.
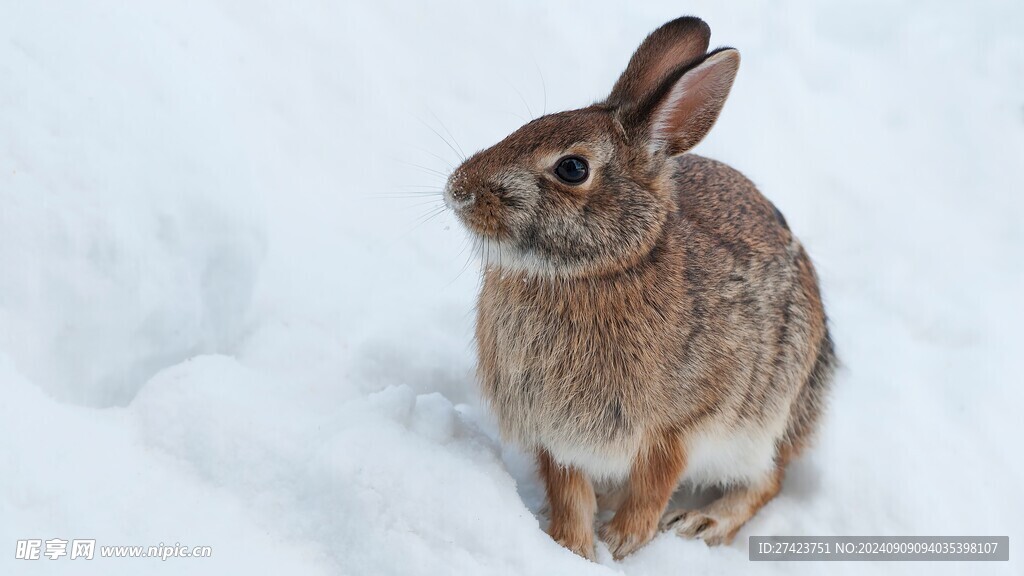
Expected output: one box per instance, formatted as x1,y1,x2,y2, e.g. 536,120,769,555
2,1,1022,574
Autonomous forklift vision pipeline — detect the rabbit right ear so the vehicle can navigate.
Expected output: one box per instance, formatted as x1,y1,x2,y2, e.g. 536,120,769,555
607,17,711,108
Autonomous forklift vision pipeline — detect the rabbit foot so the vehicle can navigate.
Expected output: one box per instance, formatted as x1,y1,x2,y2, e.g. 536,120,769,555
600,509,660,559
660,509,738,546
551,527,596,561
661,466,783,546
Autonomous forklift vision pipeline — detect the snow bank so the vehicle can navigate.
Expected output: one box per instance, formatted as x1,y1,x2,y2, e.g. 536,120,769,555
2,1,1021,575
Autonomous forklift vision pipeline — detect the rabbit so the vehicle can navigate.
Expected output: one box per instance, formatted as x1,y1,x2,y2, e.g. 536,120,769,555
442,16,835,560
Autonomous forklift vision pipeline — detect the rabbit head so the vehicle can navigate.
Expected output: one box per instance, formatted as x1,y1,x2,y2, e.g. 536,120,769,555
444,17,740,277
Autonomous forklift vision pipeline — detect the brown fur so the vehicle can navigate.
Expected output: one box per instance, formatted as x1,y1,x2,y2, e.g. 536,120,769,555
608,17,710,109
444,16,836,560
600,430,688,558
537,449,597,560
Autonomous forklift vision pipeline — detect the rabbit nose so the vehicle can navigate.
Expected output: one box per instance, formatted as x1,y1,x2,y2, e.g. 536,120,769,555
444,184,476,210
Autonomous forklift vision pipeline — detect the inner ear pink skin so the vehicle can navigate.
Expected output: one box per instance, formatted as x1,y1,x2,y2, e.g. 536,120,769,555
650,49,740,157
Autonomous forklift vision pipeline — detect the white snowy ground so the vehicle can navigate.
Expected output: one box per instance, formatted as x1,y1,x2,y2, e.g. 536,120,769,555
1,1,1022,574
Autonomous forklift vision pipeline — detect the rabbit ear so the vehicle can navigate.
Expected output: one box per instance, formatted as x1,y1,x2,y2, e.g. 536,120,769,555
644,48,740,156
608,17,711,108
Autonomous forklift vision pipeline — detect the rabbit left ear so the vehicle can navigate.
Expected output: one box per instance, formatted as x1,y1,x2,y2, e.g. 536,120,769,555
607,17,711,108
645,48,740,156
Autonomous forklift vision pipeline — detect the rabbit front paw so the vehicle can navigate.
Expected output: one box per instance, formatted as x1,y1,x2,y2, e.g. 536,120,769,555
600,509,659,559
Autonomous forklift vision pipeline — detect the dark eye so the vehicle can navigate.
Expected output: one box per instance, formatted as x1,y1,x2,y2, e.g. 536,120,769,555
554,156,589,184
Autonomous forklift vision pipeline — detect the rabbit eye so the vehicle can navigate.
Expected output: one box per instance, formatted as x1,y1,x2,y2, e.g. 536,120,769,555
554,156,589,184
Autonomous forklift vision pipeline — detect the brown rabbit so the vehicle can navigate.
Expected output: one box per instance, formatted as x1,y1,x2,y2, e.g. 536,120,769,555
443,16,835,560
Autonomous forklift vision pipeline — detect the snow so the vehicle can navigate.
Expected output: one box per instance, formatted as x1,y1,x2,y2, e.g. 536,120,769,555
1,1,1021,574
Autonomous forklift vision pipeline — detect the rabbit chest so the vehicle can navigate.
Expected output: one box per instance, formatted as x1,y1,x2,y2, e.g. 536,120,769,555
476,269,684,480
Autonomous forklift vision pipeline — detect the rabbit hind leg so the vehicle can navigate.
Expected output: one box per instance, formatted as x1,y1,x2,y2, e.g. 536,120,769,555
660,465,782,546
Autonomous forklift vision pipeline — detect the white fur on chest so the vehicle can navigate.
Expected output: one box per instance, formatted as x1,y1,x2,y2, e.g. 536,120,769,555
541,436,640,483
681,424,780,487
